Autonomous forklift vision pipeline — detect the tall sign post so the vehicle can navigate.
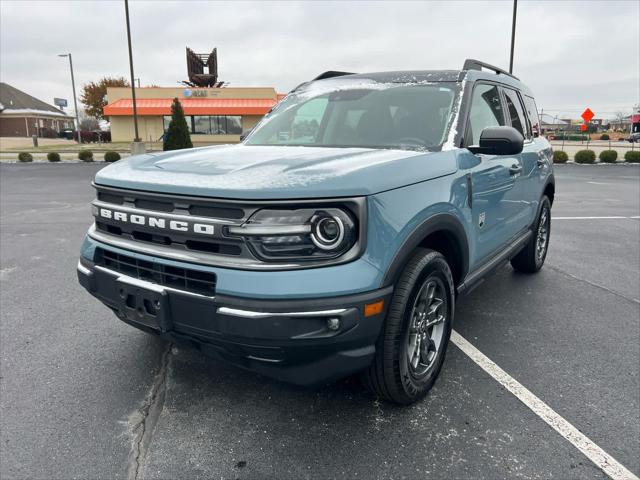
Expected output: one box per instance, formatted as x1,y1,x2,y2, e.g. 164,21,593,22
124,0,145,154
58,53,82,143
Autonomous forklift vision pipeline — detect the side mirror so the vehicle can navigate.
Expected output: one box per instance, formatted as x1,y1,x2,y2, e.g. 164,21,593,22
468,126,524,155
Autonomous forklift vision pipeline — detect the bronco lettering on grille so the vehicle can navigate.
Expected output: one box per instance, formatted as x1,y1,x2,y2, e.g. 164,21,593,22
98,208,215,236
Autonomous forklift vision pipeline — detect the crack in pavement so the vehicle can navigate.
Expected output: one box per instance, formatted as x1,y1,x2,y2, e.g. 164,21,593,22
547,264,640,305
126,342,172,480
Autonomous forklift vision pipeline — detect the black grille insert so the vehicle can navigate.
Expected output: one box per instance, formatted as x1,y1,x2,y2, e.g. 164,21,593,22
95,248,216,296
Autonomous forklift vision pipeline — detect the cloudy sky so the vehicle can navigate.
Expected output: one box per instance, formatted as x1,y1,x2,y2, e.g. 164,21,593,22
1,0,638,119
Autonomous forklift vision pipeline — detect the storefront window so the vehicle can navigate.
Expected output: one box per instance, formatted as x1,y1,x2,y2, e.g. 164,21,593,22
163,115,241,135
193,116,211,135
163,115,193,133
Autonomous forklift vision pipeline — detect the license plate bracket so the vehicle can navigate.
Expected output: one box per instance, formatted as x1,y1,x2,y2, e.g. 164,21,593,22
115,276,170,331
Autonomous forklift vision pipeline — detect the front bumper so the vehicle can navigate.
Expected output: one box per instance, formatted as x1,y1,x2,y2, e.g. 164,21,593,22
77,258,391,386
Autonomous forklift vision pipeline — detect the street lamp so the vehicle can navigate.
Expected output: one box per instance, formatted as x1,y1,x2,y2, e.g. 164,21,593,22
509,0,517,74
58,53,82,143
124,0,144,153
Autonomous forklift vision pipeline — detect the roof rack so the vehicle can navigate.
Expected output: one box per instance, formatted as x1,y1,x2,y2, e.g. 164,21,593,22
313,71,356,81
462,59,519,80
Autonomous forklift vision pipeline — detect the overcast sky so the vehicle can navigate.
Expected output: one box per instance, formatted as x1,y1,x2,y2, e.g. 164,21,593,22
1,0,638,119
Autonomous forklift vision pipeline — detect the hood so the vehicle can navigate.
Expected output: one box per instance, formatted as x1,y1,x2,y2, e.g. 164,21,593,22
95,144,458,199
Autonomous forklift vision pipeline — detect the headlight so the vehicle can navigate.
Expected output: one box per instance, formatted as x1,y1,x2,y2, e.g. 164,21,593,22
227,208,357,261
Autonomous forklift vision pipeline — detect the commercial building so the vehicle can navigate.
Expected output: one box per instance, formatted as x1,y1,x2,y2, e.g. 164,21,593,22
0,83,74,137
104,86,284,144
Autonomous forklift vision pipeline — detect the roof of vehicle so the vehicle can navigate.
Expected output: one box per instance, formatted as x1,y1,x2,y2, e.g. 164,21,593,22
304,65,534,98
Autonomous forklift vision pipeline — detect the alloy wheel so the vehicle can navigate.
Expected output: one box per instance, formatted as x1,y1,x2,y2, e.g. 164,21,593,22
406,277,447,378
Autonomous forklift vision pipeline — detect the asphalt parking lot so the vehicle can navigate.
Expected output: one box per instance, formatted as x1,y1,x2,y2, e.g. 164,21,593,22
1,163,638,480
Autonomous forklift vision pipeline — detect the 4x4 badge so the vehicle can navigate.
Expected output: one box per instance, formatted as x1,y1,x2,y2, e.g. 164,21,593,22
479,212,486,228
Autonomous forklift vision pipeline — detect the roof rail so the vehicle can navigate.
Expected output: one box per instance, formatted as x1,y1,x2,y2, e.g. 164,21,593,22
313,71,355,81
462,59,519,80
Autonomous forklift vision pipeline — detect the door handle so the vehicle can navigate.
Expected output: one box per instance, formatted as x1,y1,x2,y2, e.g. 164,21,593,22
509,164,522,175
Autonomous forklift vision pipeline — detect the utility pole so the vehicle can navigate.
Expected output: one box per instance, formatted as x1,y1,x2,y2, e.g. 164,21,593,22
124,0,145,153
509,0,518,74
58,53,82,143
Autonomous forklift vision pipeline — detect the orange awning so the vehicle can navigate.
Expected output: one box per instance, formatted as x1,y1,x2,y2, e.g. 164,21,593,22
103,97,280,116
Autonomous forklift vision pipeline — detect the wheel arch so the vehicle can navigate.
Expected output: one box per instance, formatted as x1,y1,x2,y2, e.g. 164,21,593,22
382,213,469,290
544,174,555,206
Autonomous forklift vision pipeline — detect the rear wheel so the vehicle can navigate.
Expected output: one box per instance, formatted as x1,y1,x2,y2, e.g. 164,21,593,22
511,195,551,273
362,249,454,405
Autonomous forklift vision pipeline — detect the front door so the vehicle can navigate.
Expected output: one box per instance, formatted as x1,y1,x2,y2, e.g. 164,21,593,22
464,82,524,266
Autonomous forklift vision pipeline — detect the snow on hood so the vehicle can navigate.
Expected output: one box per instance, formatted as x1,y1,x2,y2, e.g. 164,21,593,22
95,144,458,199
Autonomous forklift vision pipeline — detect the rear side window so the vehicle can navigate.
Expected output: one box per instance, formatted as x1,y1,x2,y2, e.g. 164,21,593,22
467,84,505,145
521,95,540,138
502,87,528,138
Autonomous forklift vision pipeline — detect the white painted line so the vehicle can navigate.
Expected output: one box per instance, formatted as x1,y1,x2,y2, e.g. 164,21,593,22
552,216,629,220
588,181,610,185
450,330,639,480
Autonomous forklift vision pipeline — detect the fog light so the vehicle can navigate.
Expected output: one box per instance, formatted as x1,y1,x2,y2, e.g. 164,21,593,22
327,318,340,331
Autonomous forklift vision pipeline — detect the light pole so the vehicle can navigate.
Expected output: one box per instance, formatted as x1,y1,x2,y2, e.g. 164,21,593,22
124,0,144,153
509,0,518,74
58,53,82,143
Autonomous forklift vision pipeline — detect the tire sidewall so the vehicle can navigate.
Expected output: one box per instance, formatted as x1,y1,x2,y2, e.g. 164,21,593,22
534,197,552,269
398,255,454,400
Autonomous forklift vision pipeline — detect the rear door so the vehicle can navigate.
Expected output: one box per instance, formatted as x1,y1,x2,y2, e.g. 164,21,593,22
499,86,535,233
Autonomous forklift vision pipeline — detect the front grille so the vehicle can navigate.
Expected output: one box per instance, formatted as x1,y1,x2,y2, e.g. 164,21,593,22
96,188,245,220
93,184,250,258
95,248,216,296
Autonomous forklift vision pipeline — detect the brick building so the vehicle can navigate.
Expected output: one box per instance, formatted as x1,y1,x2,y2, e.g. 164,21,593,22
0,83,74,137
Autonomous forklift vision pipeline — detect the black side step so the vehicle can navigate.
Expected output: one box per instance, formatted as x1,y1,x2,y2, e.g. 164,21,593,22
457,230,532,295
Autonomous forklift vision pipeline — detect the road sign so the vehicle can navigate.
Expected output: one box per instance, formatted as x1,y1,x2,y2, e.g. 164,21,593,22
54,98,68,108
580,124,587,131
581,108,594,123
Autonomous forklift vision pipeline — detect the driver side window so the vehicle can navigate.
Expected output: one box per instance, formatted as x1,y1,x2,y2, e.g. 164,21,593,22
467,84,505,145
288,98,328,144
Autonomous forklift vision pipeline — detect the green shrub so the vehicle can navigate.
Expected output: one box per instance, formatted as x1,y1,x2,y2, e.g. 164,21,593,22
163,98,193,151
574,150,596,164
549,133,588,141
625,150,640,163
598,150,617,163
47,152,61,162
600,133,609,140
552,150,568,163
104,151,121,162
18,152,33,162
78,149,93,162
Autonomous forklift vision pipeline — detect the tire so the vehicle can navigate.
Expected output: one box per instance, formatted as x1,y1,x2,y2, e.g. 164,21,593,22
510,195,551,273
362,248,454,405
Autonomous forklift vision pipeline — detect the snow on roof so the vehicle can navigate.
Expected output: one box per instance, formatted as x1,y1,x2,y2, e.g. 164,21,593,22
0,108,71,118
0,82,72,117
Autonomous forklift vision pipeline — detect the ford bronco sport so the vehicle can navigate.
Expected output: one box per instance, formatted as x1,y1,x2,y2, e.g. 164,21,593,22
78,59,554,405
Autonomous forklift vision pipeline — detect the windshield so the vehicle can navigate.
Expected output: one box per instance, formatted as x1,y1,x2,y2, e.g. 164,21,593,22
245,79,461,151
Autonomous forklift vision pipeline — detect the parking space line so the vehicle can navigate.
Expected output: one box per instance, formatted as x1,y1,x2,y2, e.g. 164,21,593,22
552,216,630,220
450,330,639,480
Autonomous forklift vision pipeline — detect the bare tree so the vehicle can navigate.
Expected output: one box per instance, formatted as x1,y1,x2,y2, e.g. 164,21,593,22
79,117,100,132
614,111,628,123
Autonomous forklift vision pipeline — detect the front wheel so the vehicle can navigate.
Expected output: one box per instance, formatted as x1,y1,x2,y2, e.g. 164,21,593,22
362,249,454,405
511,195,551,273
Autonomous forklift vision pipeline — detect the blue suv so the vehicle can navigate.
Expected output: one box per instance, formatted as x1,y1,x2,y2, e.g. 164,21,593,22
78,59,554,404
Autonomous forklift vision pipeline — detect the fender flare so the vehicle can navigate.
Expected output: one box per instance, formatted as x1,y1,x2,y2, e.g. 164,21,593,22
543,173,555,204
382,213,470,288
